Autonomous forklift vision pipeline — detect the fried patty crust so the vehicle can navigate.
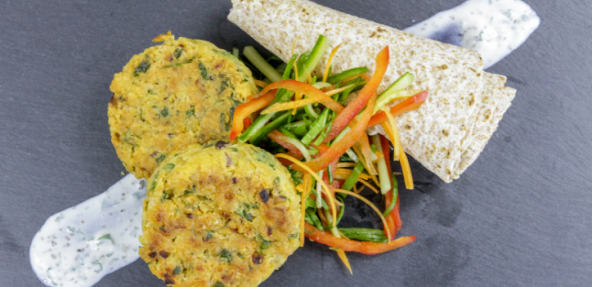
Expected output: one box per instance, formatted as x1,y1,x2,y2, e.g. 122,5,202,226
108,35,257,179
139,142,301,287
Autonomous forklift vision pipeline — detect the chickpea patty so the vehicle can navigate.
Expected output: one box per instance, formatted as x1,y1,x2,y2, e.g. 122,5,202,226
139,142,301,287
108,34,257,179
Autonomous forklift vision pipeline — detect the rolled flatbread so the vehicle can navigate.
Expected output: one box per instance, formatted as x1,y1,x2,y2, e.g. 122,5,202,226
228,0,516,182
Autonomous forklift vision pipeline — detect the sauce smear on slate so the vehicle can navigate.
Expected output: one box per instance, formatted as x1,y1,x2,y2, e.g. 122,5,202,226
30,175,145,287
404,0,540,69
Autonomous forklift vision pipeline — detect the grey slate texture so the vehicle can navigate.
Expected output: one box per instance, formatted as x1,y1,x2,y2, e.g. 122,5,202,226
0,0,591,286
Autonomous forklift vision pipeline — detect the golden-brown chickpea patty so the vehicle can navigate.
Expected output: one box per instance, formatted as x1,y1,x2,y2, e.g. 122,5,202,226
108,34,257,179
139,142,301,287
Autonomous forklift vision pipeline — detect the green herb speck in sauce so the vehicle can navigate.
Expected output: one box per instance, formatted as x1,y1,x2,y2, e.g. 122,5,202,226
97,234,114,244
92,261,103,273
212,282,225,287
186,109,195,117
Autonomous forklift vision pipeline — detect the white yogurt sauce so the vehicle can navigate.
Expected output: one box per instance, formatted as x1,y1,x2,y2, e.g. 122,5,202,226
404,0,540,69
29,1,541,286
30,174,145,287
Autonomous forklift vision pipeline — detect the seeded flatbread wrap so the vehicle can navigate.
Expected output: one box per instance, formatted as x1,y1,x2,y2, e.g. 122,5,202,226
228,0,516,182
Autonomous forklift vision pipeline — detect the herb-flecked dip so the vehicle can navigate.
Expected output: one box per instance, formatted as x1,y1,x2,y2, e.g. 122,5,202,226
139,142,301,287
108,34,257,179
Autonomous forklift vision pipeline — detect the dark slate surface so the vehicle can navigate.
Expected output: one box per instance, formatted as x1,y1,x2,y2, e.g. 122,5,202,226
1,0,591,286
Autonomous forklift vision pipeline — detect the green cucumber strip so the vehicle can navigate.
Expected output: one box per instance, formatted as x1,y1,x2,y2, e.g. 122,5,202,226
283,54,298,80
371,135,392,194
313,117,332,146
243,46,282,82
249,111,291,145
312,82,332,89
275,63,287,74
291,125,308,137
338,227,388,243
278,127,298,139
299,35,329,79
341,161,365,191
326,67,369,84
301,108,329,145
374,72,414,113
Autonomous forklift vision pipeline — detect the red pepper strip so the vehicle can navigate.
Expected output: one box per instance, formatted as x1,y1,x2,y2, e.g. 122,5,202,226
243,117,252,130
323,46,390,143
367,90,428,129
304,223,415,255
295,94,377,173
260,80,344,114
229,90,277,141
267,130,303,156
381,135,402,239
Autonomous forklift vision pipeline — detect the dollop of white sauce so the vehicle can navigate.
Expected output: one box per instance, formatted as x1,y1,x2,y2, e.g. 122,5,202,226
29,1,542,287
30,174,145,287
404,0,540,69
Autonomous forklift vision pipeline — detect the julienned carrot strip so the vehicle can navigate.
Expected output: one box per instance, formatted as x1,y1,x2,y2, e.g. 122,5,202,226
261,98,317,114
352,144,379,186
296,93,377,173
324,46,390,143
300,173,312,247
399,143,414,190
358,133,377,176
229,90,277,142
381,135,401,238
304,223,415,255
367,90,428,128
277,151,303,166
336,162,357,168
260,80,344,114
275,154,337,223
357,178,380,194
335,249,352,274
323,44,342,82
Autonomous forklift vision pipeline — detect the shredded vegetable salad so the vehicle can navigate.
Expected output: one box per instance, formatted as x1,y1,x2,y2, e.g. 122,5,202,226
230,35,428,272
